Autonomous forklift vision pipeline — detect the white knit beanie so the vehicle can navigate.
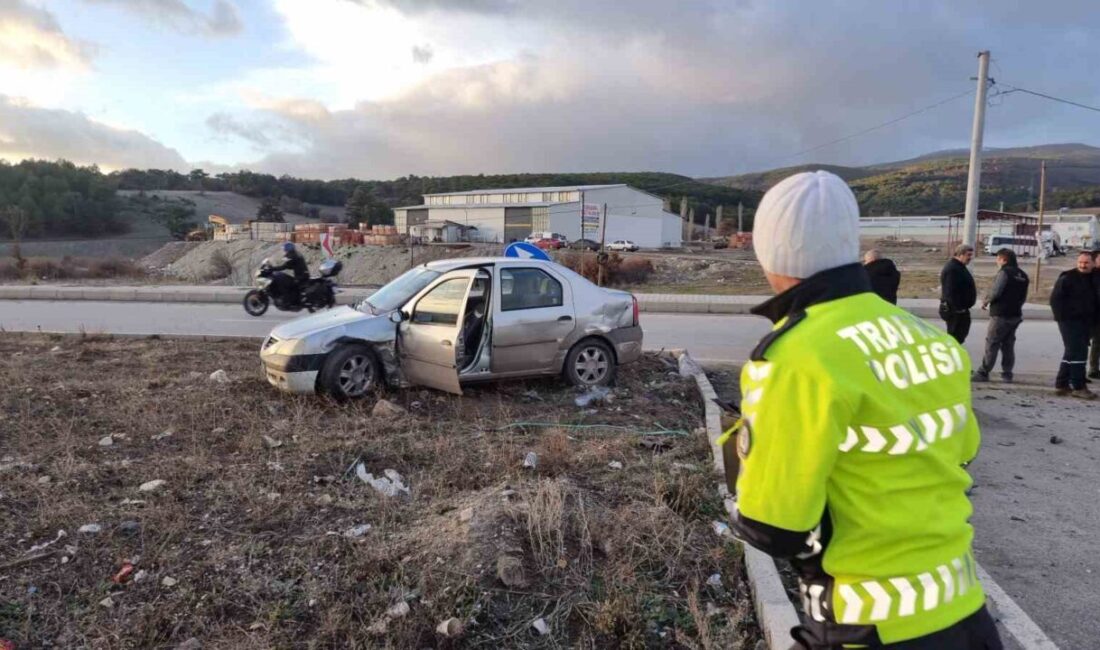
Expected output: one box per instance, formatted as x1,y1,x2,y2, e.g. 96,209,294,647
753,170,861,278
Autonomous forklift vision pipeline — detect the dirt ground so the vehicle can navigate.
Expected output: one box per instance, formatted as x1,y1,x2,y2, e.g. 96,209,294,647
0,335,759,649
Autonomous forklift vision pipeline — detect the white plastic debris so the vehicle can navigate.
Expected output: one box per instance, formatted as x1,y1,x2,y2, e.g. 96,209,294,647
436,617,464,637
78,523,103,535
98,435,114,447
711,521,732,538
608,461,623,470
28,529,67,553
138,479,166,493
134,569,149,583
262,435,283,449
522,452,538,469
344,524,372,538
532,617,550,636
355,463,410,497
574,386,611,407
387,601,411,618
208,369,230,384
678,353,703,378
706,573,722,588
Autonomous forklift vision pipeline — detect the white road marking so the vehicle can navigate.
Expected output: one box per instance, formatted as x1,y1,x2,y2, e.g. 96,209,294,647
977,563,1061,650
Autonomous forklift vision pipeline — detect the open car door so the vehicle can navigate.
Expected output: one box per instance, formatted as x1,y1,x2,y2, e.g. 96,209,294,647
397,269,477,394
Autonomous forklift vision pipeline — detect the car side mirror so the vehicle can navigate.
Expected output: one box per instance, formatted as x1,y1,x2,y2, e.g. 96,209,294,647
390,311,406,324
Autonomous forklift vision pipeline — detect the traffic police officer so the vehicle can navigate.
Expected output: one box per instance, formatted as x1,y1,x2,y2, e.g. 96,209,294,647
725,171,1003,649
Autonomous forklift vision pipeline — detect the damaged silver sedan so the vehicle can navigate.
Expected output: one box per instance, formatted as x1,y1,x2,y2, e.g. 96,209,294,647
259,257,643,398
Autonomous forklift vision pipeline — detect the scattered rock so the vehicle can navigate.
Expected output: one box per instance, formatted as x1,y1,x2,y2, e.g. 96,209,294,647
496,555,529,588
458,507,474,523
177,638,202,650
522,452,538,469
366,618,389,635
161,576,178,587
134,569,148,583
50,345,63,354
387,601,410,618
677,354,703,378
208,369,229,384
372,399,406,418
706,573,722,588
262,435,283,449
99,596,114,608
116,520,141,536
316,494,334,506
212,427,227,435
98,435,114,447
354,463,410,497
1050,435,1064,445
532,617,549,636
151,430,173,441
639,437,672,452
671,462,699,473
344,524,372,538
436,617,464,638
78,524,102,535
37,475,52,485
608,461,623,470
138,479,166,493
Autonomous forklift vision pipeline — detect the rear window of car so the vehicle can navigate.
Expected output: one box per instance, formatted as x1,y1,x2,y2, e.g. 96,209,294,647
500,268,563,311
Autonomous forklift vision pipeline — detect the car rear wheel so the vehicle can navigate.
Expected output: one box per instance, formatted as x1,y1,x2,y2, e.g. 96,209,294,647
564,338,616,387
318,344,380,400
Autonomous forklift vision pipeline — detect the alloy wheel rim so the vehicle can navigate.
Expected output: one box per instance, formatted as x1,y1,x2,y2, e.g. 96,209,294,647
338,355,373,396
575,347,609,384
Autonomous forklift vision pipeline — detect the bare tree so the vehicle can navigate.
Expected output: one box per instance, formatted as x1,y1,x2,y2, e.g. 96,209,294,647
1,206,30,272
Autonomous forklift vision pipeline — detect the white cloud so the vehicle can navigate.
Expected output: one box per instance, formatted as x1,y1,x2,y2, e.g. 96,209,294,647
81,0,242,36
0,0,95,69
0,95,189,171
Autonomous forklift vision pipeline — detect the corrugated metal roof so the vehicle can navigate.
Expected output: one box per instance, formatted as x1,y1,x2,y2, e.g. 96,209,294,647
424,184,624,197
394,201,580,210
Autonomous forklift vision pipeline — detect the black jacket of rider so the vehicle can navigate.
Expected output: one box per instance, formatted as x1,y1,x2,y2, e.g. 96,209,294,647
272,251,310,283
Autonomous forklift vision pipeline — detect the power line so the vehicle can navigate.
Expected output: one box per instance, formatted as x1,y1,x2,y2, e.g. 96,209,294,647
996,84,1100,114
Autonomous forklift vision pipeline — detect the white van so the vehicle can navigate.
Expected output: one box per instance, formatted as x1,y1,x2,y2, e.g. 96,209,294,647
984,235,1037,256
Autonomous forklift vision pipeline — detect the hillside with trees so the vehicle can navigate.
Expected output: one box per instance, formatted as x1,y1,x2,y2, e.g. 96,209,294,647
706,143,1100,215
0,160,123,240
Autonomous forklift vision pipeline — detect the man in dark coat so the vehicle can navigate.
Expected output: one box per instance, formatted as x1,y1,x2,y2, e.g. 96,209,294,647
1050,251,1098,398
863,249,900,304
1089,250,1100,380
973,249,1029,382
939,244,976,343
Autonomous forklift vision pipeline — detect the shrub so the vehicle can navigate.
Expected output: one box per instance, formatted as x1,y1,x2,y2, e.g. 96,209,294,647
615,257,654,284
207,248,234,279
558,251,652,285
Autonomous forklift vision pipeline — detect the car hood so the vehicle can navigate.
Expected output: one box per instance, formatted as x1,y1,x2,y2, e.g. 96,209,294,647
270,306,374,340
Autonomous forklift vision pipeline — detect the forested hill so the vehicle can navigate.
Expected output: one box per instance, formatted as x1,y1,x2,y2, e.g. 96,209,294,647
113,169,760,223
704,143,1100,215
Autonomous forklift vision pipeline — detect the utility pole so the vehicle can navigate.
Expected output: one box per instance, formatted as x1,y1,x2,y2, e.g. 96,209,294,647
716,205,724,236
579,189,585,240
597,203,609,286
737,202,744,234
1033,161,1047,299
680,196,689,243
689,208,696,242
962,50,991,247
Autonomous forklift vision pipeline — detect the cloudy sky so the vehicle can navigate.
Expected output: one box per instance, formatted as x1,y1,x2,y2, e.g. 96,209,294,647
1,0,1098,179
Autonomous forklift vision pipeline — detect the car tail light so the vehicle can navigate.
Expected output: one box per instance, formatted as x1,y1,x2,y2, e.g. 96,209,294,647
632,295,639,326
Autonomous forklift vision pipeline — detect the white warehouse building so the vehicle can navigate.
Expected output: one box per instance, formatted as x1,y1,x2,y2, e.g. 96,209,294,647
393,184,683,248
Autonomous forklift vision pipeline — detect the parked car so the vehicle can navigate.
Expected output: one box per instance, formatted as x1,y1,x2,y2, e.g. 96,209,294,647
534,237,565,250
259,257,643,399
607,240,639,252
569,238,601,251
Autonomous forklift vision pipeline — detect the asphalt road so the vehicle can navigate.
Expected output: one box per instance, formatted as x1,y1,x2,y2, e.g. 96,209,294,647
0,301,1068,378
0,300,1084,646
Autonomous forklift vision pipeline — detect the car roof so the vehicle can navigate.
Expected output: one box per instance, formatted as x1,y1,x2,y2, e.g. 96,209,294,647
422,256,557,272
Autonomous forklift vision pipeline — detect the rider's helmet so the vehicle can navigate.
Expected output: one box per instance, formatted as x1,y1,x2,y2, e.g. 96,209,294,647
283,242,296,256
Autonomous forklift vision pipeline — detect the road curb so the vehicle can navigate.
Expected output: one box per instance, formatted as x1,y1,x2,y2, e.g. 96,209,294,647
0,284,1055,320
678,350,801,650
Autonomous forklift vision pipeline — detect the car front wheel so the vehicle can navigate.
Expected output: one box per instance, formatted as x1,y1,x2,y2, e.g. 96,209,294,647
318,344,381,400
564,338,616,387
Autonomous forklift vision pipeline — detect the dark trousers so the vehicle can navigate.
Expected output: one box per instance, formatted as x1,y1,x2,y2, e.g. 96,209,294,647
976,316,1022,377
1056,319,1090,389
1089,322,1100,374
793,605,1003,649
943,311,972,344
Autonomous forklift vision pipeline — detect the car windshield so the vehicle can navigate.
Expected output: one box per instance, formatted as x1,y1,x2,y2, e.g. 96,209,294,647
358,267,442,314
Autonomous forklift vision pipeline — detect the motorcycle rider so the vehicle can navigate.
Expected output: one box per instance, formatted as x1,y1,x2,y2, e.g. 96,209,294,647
269,242,311,305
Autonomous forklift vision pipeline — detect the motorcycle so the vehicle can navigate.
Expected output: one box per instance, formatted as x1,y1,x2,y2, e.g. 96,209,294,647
243,258,342,316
